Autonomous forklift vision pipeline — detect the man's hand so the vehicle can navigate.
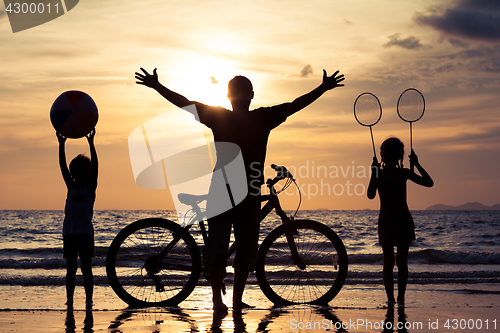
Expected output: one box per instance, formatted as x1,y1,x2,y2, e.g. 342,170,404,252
322,69,345,90
135,68,159,88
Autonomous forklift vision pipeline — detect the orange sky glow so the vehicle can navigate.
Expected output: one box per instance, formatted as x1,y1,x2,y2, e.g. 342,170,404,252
1,0,500,211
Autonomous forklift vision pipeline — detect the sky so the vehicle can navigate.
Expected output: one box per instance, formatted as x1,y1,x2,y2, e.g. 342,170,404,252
0,0,499,211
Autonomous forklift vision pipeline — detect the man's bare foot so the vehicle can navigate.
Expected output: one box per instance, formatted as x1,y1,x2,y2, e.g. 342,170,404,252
213,302,228,313
233,301,254,311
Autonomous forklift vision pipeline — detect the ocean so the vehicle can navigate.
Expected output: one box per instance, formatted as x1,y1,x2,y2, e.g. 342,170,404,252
0,209,499,310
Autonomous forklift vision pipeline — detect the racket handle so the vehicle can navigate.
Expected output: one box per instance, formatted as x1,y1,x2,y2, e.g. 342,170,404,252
370,126,376,157
410,123,414,172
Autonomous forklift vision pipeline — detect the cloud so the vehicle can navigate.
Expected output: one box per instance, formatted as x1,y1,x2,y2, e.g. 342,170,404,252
383,33,424,50
299,64,313,78
447,38,469,48
414,0,500,42
283,121,328,129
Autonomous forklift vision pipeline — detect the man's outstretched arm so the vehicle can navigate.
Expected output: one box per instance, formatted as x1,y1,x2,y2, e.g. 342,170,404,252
284,69,345,118
135,68,193,109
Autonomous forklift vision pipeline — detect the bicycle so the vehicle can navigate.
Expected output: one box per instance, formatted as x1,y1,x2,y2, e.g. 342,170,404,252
106,164,348,307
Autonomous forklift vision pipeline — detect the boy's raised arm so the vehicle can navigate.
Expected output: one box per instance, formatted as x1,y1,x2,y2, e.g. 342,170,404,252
135,68,195,110
57,132,73,190
86,129,98,190
284,69,345,118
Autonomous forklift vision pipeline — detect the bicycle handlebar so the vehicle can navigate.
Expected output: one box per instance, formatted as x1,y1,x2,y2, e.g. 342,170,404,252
266,164,295,191
270,164,294,181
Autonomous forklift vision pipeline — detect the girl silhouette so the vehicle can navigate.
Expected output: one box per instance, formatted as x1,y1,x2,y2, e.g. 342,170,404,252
367,137,433,305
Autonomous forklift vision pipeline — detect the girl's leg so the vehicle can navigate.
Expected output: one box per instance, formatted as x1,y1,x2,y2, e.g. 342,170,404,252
65,257,78,308
396,244,410,304
382,246,396,304
80,256,94,307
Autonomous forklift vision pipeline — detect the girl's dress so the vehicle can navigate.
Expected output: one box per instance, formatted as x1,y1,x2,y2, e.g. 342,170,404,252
376,167,415,247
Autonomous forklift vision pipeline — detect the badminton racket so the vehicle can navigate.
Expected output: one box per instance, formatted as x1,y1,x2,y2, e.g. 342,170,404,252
354,92,382,157
397,88,425,171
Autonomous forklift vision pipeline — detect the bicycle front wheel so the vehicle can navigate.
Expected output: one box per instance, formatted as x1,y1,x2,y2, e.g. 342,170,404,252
106,218,201,307
256,219,348,305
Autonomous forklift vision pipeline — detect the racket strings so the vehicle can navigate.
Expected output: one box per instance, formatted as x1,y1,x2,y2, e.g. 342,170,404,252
397,89,425,122
354,93,382,127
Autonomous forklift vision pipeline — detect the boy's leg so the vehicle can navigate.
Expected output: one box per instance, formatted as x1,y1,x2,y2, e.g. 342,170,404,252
65,256,78,308
382,246,396,304
80,256,93,306
80,234,95,308
396,244,410,304
63,235,78,309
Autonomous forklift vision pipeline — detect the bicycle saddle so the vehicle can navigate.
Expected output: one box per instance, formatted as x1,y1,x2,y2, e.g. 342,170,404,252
177,193,208,206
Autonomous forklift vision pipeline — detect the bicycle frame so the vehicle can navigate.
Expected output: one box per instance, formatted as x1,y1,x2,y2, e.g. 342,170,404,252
149,165,305,281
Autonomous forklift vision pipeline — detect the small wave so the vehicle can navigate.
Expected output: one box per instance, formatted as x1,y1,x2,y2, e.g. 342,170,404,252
0,258,107,269
348,249,500,265
0,275,110,286
1,248,499,268
411,249,500,265
0,246,108,258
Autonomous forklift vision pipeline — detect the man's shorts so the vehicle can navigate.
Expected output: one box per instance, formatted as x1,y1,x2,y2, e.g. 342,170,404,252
205,195,261,272
63,233,95,259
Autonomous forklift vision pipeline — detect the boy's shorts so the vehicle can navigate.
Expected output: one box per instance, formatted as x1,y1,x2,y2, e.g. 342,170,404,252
205,195,261,272
63,233,95,259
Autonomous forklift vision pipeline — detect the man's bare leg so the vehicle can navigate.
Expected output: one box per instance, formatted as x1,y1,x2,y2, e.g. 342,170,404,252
209,265,228,312
233,269,254,312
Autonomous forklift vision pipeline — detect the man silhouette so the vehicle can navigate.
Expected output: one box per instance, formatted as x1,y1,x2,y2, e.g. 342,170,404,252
135,67,345,312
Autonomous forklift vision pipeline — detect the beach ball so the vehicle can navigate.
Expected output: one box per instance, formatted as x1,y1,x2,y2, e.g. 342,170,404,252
50,90,98,138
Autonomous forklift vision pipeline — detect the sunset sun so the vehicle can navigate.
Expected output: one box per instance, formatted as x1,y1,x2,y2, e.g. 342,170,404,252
168,55,239,109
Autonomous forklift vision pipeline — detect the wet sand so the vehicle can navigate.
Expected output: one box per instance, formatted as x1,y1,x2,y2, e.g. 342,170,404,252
1,284,499,332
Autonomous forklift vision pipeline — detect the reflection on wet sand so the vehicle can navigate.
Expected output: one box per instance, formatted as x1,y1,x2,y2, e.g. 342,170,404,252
106,305,347,333
383,304,409,333
65,309,94,333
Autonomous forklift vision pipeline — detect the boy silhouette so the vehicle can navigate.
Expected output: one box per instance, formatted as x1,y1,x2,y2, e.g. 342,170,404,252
135,68,344,312
57,129,98,310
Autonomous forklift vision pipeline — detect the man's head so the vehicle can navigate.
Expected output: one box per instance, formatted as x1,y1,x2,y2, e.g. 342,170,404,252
227,76,254,111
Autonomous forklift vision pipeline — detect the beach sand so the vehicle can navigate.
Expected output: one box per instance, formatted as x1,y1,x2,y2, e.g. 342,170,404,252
1,283,499,332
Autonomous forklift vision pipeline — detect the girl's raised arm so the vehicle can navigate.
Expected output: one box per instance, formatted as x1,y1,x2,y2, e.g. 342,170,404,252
367,157,380,199
408,150,433,187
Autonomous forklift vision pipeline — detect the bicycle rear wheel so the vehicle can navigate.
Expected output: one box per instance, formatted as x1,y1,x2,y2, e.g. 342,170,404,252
256,219,348,305
106,218,201,307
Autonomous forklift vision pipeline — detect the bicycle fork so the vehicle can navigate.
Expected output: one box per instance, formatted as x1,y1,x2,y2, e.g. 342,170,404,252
274,201,306,270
